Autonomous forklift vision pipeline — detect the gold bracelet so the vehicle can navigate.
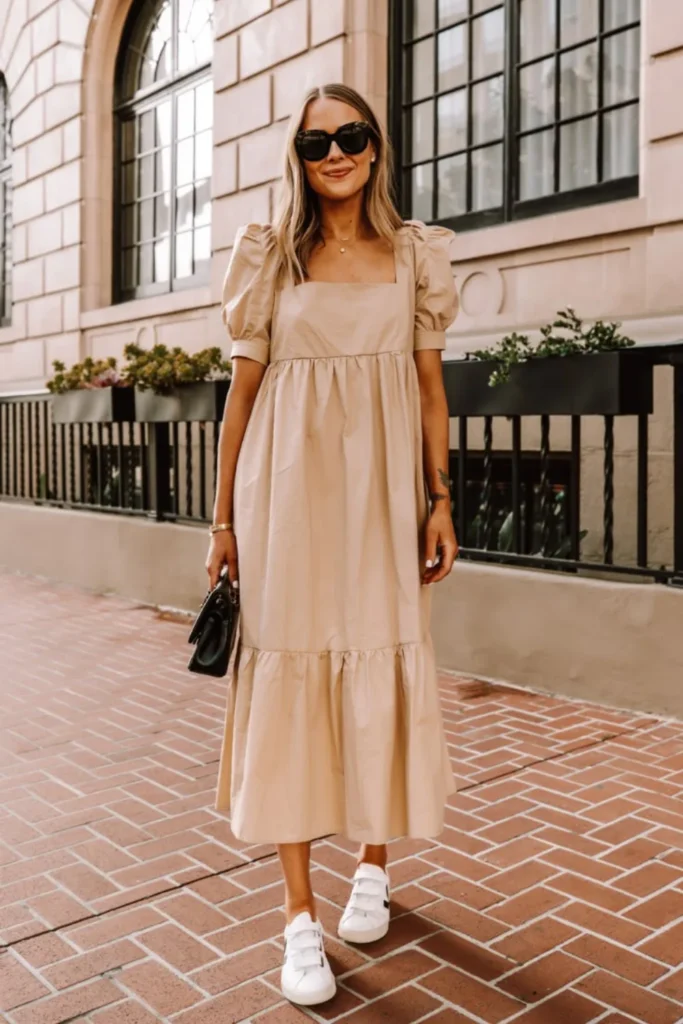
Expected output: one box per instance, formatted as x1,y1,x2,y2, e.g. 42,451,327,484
209,522,233,535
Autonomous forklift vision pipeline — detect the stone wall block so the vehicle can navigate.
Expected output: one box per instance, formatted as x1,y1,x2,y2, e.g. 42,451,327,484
27,125,63,178
28,209,62,257
45,83,82,130
240,0,308,79
44,161,81,212
214,75,272,144
238,120,288,189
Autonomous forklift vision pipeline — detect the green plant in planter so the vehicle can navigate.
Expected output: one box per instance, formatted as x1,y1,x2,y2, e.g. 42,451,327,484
122,343,231,395
469,308,636,386
46,357,123,393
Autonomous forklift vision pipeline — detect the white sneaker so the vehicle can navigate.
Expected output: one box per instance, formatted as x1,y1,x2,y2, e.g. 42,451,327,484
338,863,391,944
281,911,336,1006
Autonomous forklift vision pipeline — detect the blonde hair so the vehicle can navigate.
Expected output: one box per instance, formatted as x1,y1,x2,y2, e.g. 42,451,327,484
273,83,403,284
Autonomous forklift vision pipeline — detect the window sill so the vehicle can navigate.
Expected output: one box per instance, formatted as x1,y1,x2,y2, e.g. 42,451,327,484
452,195,649,264
80,286,215,330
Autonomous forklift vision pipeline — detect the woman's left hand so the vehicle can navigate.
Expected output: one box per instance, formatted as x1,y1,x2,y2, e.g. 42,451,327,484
422,504,459,584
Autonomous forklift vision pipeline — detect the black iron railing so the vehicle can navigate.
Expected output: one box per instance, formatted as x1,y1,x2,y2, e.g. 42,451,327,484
0,394,220,524
1,343,682,584
443,343,683,585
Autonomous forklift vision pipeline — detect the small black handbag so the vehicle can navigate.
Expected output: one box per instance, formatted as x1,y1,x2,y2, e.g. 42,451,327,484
187,571,240,677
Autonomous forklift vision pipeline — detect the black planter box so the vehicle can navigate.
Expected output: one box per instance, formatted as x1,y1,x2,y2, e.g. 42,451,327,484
443,351,653,417
134,380,230,422
51,387,135,424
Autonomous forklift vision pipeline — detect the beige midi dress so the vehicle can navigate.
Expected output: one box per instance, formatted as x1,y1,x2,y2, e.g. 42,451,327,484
215,220,458,845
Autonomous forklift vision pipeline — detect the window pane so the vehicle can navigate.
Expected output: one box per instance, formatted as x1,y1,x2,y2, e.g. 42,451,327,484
121,119,135,161
439,0,468,29
438,90,467,155
520,0,555,62
560,116,597,189
194,225,211,264
604,0,639,31
519,129,554,200
196,80,213,131
140,243,153,285
438,25,468,92
473,0,501,11
472,77,503,144
176,185,194,230
154,235,170,281
139,154,155,196
437,154,466,218
473,8,504,78
122,247,137,291
411,164,433,221
408,100,434,163
195,130,212,180
520,58,555,131
560,43,598,119
122,204,135,246
412,0,435,38
176,139,194,187
604,28,640,106
560,0,598,48
409,39,434,102
175,231,193,278
155,100,172,147
603,104,639,179
155,148,171,192
177,0,213,72
155,193,170,235
472,144,502,210
140,198,154,240
139,109,155,153
177,90,195,140
121,161,136,202
194,179,211,225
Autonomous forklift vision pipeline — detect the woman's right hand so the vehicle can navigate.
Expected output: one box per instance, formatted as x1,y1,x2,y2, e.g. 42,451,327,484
205,529,239,591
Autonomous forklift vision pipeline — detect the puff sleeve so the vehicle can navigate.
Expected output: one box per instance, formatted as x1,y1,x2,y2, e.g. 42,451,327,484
221,224,278,366
408,221,459,351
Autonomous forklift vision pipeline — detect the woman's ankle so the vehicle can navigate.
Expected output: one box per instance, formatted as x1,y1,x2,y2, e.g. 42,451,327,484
285,897,317,925
357,843,388,871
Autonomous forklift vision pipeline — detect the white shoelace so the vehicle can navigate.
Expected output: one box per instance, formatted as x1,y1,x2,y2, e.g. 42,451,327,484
285,925,325,972
345,874,388,920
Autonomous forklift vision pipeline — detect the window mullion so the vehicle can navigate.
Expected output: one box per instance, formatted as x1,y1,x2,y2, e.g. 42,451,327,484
170,93,178,286
503,0,516,221
597,0,605,183
466,2,473,216
553,0,562,194
432,0,438,222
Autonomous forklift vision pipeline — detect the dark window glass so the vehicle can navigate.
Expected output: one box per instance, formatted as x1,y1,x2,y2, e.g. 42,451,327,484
394,0,641,230
0,76,11,326
115,0,213,301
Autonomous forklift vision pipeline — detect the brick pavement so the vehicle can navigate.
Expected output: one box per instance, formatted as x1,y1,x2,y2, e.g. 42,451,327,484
1,571,683,1023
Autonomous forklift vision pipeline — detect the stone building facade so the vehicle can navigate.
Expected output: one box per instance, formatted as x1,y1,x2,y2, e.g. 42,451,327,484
0,0,681,391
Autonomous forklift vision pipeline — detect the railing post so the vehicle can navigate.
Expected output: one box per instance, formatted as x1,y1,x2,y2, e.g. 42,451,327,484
673,364,683,583
146,422,172,521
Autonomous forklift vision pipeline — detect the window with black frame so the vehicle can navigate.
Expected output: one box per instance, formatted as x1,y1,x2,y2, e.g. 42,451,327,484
393,0,641,230
114,0,213,301
0,75,12,326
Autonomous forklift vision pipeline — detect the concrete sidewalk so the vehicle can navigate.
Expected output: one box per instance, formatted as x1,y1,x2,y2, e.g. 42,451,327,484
1,572,682,1023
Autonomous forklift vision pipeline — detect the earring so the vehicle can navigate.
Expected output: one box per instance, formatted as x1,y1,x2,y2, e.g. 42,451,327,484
371,156,376,164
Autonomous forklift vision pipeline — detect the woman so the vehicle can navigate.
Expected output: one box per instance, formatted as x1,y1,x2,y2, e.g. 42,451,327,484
207,83,458,1007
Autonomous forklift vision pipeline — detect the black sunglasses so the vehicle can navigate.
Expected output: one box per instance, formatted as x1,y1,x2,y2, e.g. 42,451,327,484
295,121,375,162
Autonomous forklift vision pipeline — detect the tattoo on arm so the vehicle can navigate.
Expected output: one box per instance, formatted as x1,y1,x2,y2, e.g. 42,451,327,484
438,468,451,491
429,492,448,505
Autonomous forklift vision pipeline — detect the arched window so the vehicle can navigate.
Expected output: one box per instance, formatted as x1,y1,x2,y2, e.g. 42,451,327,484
0,75,11,325
114,0,213,300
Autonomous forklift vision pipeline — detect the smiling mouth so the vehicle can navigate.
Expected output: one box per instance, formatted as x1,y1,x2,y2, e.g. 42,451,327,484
324,168,354,179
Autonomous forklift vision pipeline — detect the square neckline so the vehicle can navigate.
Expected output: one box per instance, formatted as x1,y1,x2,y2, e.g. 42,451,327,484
294,235,400,289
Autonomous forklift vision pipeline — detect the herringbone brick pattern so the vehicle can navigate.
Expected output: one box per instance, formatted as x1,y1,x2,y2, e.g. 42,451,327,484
1,572,683,1023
